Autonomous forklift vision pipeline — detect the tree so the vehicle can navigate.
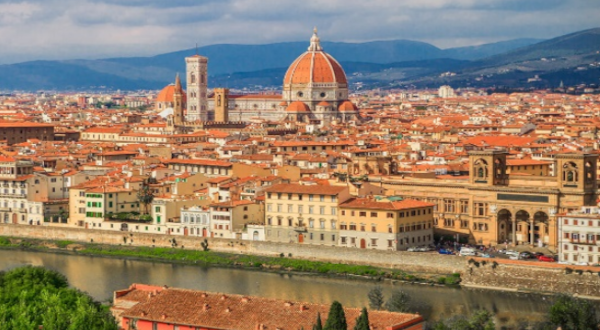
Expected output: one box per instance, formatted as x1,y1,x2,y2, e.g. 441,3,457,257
353,308,370,330
548,294,598,330
324,301,347,330
0,266,117,330
137,177,155,215
367,286,385,311
313,312,323,330
385,289,411,313
428,309,495,330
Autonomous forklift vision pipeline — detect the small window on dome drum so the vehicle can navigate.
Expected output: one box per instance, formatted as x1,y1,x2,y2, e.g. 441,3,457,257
297,92,303,97
320,92,326,98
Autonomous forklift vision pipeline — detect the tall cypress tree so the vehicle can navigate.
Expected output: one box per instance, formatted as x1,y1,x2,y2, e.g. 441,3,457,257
324,301,347,330
353,308,369,330
313,312,323,330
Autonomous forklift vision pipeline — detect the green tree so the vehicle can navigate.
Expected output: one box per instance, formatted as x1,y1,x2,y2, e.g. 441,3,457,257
324,301,347,330
429,309,495,330
353,307,370,330
367,286,385,310
0,266,117,330
548,294,598,330
313,312,323,330
137,177,155,215
385,289,411,313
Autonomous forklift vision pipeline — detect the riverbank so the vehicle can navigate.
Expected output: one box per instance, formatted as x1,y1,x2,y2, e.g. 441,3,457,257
0,236,461,287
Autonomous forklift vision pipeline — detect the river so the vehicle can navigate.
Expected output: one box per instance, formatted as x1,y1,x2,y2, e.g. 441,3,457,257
0,250,558,327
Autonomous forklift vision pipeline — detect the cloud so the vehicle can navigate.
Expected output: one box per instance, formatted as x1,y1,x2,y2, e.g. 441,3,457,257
0,0,598,64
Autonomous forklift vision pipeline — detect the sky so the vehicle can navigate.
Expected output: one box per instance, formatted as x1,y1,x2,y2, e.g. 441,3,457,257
0,0,599,65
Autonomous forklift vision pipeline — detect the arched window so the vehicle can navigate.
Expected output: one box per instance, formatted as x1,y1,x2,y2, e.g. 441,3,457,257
563,162,578,183
191,74,196,84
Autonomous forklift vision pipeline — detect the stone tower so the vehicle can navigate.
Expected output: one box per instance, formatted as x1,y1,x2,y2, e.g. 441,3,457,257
214,88,229,122
468,149,509,186
185,55,208,121
173,73,184,126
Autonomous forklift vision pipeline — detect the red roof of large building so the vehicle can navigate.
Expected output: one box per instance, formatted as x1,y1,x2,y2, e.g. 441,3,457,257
113,284,424,330
283,29,347,86
156,84,186,104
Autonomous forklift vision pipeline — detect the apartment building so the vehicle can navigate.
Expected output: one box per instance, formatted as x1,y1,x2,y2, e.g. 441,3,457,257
338,197,435,250
209,200,263,239
558,206,600,265
264,184,350,245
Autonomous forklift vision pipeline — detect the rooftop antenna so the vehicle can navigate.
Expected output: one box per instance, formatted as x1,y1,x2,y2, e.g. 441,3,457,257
195,43,198,56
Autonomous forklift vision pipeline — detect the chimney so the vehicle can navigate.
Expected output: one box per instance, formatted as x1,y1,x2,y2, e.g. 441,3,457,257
203,304,209,311
161,314,167,320
299,305,308,311
241,297,250,303
284,302,292,307
221,295,227,300
225,307,231,313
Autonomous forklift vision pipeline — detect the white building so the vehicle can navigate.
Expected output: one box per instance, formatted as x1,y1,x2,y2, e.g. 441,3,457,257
438,85,455,99
558,206,600,265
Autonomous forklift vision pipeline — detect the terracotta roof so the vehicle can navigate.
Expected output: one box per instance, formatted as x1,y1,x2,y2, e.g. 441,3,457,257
340,197,435,210
264,183,346,195
286,101,311,112
338,100,358,112
115,284,423,330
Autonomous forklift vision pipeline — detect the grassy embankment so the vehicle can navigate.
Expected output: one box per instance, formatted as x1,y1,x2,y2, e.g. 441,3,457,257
0,236,461,286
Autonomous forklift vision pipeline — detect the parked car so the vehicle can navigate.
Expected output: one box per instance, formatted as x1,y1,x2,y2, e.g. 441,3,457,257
407,246,418,252
459,247,477,257
519,252,535,259
575,262,589,266
417,246,433,252
532,252,544,258
505,250,519,257
438,248,454,255
509,255,520,260
480,253,495,258
537,255,556,262
497,249,507,254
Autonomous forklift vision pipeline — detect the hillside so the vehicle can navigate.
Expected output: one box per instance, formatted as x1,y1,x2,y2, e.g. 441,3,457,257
0,37,542,91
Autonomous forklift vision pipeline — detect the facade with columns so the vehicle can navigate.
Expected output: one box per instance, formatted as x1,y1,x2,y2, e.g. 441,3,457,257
378,150,598,251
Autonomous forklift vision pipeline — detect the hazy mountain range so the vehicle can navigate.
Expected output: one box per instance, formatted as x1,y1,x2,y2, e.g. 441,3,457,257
0,27,599,91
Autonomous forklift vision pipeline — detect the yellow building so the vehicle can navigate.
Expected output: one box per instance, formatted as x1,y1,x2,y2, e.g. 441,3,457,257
264,184,350,245
338,197,434,250
378,150,597,250
506,158,551,176
82,186,140,231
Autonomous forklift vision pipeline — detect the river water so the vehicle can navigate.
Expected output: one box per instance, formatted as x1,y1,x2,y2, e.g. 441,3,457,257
0,250,558,327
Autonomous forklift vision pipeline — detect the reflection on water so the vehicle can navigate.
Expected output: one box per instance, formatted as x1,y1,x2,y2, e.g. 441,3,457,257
0,250,564,327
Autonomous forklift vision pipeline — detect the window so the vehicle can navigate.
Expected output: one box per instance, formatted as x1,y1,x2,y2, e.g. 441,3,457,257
320,195,325,202
267,204,272,212
341,237,347,244
288,193,292,200
298,205,303,213
309,194,313,201
331,207,337,215
320,206,325,215
309,206,314,214
331,221,336,229
349,224,356,231
359,211,367,217
371,225,376,232
460,200,469,214
288,204,293,213
371,239,377,246
320,220,325,229
309,220,314,228
341,210,346,216
331,196,336,202
360,225,365,232
370,212,377,218
298,194,303,201
155,206,160,212
444,199,454,212
387,212,394,219
320,234,324,241
277,204,282,212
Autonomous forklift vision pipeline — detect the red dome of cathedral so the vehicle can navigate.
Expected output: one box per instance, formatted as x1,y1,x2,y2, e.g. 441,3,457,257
286,101,311,112
283,29,347,86
338,100,358,112
156,84,186,103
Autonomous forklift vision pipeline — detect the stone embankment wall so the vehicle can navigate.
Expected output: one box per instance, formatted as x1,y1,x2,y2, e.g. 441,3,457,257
0,224,464,274
462,258,600,299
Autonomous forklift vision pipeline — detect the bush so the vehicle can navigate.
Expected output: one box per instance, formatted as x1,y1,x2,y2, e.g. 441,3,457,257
565,267,573,274
55,240,74,249
0,236,11,246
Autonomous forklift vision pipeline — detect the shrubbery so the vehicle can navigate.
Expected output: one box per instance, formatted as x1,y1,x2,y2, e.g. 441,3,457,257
0,266,117,329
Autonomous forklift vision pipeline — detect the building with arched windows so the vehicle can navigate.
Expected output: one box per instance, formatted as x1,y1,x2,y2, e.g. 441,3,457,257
378,150,598,251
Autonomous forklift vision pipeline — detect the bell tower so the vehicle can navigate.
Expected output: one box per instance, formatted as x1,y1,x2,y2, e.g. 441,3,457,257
214,88,229,122
185,54,208,121
173,73,184,126
469,150,508,186
556,153,598,192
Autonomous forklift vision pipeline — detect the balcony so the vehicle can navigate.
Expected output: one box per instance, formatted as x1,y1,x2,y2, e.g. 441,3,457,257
0,207,10,212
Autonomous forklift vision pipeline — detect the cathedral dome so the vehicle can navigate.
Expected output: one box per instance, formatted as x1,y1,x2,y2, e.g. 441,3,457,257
283,29,347,86
156,84,186,104
286,101,311,112
338,100,358,112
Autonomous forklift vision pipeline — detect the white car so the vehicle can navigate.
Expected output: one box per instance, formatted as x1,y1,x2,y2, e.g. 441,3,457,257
505,250,519,257
459,247,477,257
509,255,520,260
575,262,589,266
